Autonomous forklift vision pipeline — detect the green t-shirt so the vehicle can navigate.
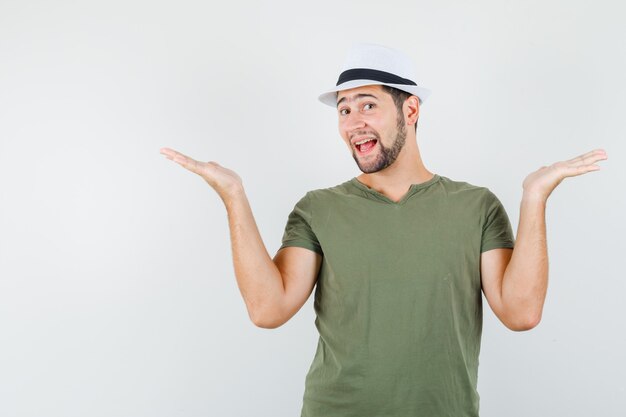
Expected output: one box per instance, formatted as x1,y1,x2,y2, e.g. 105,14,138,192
280,174,515,417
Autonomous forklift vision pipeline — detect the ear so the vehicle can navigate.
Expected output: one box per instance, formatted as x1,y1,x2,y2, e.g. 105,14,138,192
403,95,420,128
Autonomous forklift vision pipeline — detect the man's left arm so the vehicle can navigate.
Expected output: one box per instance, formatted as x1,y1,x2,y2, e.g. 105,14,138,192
481,148,608,331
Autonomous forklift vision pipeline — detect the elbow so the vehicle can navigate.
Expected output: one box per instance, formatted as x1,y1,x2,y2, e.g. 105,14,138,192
250,309,286,330
505,313,542,332
252,317,284,329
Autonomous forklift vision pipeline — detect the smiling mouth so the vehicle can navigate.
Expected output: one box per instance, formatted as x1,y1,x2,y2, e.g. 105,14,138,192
356,139,378,154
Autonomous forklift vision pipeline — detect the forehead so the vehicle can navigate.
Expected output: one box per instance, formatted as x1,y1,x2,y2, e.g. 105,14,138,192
336,85,387,106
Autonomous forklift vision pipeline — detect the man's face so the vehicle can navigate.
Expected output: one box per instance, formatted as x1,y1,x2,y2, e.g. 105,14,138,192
336,85,407,174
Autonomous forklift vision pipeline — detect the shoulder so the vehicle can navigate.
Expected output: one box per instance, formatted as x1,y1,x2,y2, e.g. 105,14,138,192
304,179,354,201
434,175,507,221
436,174,494,198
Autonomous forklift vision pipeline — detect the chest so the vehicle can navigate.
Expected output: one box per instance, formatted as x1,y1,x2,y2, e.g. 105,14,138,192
312,197,483,293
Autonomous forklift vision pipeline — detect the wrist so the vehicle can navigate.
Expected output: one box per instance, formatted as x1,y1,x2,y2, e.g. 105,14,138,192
222,183,246,207
521,190,548,205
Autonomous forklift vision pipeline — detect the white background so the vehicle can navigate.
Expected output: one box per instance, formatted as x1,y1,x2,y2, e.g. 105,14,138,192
1,0,624,416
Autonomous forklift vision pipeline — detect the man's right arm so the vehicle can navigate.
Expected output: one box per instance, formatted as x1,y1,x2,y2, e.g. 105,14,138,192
159,147,321,328
226,188,322,329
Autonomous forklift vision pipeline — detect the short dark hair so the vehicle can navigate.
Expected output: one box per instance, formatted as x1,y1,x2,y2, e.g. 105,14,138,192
381,85,419,132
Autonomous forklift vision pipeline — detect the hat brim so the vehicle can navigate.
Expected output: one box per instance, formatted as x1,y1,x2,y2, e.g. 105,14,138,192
318,80,431,108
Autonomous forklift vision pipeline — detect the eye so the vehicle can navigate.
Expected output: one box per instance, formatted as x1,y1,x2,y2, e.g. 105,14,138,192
339,108,349,116
363,103,375,110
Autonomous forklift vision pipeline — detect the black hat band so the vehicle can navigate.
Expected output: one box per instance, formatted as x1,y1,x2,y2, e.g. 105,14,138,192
336,68,417,86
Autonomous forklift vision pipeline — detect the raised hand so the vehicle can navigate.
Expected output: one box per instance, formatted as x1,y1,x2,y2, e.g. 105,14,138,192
522,148,608,201
160,147,244,203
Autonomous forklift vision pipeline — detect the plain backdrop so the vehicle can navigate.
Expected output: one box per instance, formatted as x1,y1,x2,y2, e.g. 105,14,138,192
1,0,624,416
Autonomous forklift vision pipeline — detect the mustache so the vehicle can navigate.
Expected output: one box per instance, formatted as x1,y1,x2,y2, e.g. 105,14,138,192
350,131,380,141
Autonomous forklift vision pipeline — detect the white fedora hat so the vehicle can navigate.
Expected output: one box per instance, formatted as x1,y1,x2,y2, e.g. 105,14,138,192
318,42,431,108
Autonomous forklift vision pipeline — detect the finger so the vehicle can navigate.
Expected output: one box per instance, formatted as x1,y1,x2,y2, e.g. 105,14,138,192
571,154,607,169
172,154,202,174
568,149,608,167
575,148,606,161
160,147,187,159
159,147,176,157
566,150,594,164
160,148,202,171
563,162,602,178
160,149,182,162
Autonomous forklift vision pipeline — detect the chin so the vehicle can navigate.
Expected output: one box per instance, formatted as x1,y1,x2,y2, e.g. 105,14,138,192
357,163,385,174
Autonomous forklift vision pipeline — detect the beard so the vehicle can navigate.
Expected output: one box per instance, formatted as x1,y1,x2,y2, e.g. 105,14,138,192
352,114,408,174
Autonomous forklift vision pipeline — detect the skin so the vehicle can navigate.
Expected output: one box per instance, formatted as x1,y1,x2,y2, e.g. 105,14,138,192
339,87,408,174
159,85,608,331
482,147,608,330
336,84,434,202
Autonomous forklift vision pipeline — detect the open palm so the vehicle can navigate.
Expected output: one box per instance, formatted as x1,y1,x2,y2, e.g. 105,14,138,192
160,147,243,201
522,148,608,200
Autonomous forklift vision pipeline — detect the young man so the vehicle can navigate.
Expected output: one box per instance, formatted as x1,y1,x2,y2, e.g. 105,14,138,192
160,43,607,417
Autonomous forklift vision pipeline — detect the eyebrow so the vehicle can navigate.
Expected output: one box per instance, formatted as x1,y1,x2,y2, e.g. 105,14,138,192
336,93,379,107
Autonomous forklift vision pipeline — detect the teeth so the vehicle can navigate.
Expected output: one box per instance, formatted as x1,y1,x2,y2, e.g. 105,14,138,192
355,138,375,145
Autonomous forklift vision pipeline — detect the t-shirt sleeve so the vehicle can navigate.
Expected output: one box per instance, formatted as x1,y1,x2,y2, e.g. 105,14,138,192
481,190,516,253
279,192,323,256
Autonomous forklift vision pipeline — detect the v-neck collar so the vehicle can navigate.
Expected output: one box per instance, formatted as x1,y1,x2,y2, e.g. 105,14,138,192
349,174,441,205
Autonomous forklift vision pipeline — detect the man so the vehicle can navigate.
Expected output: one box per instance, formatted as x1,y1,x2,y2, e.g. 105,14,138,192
160,43,607,416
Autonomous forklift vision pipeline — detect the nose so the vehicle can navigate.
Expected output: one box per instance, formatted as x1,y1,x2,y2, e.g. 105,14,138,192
341,110,366,133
